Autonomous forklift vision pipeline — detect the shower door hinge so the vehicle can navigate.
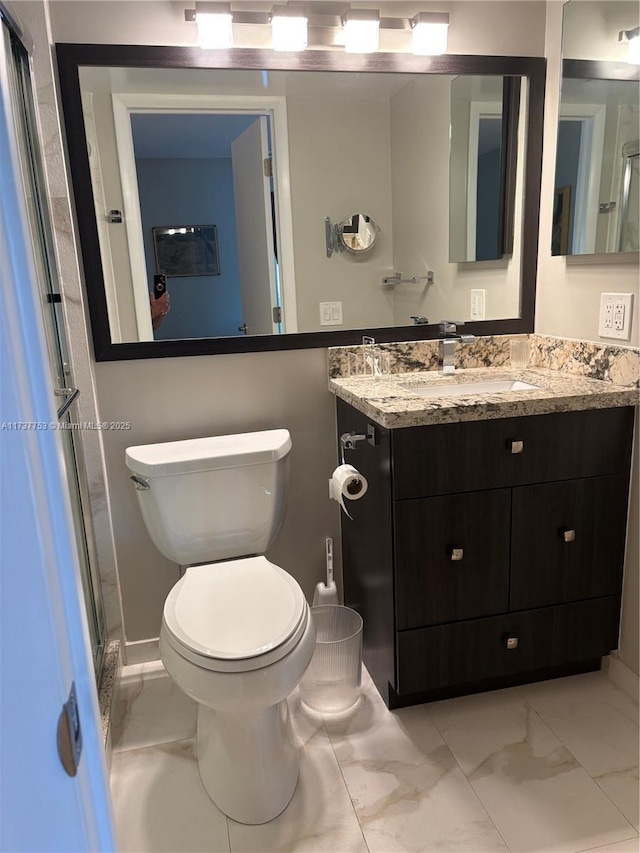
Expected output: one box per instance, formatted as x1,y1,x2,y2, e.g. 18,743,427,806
57,682,83,777
263,157,273,178
272,306,282,324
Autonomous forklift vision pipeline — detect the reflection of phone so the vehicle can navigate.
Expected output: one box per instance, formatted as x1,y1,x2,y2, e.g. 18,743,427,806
153,274,167,299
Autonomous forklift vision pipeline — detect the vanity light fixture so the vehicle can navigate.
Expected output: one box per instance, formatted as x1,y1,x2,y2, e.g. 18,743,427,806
619,26,640,64
342,9,380,54
270,5,308,52
192,1,233,49
411,11,450,56
184,4,450,55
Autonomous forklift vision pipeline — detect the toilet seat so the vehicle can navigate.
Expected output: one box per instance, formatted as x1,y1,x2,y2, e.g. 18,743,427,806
162,556,308,673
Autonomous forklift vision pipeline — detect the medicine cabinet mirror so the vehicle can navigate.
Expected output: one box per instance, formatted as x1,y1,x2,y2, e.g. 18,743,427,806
553,0,639,256
57,46,544,360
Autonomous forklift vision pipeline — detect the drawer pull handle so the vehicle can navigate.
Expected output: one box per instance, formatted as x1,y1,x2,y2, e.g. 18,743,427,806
506,636,519,650
450,547,464,561
508,440,524,454
561,528,576,543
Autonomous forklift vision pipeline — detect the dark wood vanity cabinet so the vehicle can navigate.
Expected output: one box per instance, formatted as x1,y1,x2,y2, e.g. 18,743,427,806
337,399,635,708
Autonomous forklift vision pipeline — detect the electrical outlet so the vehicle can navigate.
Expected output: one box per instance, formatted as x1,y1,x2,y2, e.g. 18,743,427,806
598,293,634,340
319,301,343,326
470,289,485,320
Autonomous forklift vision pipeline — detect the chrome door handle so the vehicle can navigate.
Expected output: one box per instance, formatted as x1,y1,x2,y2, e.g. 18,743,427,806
55,387,80,420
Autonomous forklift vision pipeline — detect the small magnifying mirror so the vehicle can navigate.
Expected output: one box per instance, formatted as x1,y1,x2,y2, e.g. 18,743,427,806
325,212,379,257
337,212,379,254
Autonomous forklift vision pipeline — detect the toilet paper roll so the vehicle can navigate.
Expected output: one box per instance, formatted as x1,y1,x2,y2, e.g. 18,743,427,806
329,464,368,519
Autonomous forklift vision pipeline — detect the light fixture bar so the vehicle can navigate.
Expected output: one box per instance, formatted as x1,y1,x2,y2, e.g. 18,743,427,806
411,11,450,56
270,5,308,52
343,9,380,54
184,6,453,54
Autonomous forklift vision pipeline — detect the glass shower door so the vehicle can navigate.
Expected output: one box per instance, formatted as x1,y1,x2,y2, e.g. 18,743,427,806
619,141,639,253
1,14,106,674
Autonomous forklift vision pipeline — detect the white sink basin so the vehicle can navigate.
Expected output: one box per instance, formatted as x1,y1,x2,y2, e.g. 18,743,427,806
405,379,540,398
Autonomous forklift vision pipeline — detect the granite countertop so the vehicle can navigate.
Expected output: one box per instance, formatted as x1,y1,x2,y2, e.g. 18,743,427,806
329,366,640,428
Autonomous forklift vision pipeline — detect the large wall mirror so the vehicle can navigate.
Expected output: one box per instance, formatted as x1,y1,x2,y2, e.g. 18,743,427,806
57,46,544,360
553,0,639,256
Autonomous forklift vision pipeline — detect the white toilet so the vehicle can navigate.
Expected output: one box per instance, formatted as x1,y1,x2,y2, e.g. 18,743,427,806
125,429,315,825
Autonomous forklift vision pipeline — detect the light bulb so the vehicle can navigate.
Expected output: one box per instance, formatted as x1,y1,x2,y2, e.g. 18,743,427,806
194,2,233,49
343,11,380,54
411,12,450,56
271,6,308,52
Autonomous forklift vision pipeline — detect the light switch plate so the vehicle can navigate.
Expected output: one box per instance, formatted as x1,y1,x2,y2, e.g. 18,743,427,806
470,289,485,320
320,301,343,326
598,293,634,340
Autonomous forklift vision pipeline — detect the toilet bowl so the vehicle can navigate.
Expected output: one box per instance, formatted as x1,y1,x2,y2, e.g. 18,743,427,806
159,558,315,824
126,430,315,824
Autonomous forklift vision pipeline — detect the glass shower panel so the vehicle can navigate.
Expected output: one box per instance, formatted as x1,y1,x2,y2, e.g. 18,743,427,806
2,18,106,674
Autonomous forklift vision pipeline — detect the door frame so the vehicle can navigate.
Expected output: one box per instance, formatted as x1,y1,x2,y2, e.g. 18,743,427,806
556,105,606,255
110,92,298,336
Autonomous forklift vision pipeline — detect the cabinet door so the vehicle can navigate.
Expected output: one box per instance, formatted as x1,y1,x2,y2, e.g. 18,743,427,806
395,489,510,629
510,475,628,610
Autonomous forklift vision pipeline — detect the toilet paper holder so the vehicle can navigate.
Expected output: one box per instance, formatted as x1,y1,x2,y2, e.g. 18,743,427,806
340,426,376,463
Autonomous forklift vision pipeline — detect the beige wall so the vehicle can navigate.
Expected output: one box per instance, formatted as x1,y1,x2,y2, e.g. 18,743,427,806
287,95,395,332
537,1,639,675
562,0,638,61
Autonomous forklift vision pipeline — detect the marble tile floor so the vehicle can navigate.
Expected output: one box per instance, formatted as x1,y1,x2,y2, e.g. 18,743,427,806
110,662,639,853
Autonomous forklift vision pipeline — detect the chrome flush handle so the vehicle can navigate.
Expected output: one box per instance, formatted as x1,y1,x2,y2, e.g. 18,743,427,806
130,475,150,491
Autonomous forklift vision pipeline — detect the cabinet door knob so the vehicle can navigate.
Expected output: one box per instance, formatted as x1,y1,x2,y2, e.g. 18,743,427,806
506,636,519,650
508,440,524,454
561,528,576,543
450,547,464,562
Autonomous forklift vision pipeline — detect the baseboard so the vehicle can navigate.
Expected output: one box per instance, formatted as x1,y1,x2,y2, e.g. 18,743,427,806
124,637,160,665
608,652,640,704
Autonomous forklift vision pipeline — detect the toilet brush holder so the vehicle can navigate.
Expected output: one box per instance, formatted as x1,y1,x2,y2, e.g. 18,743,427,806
312,580,338,605
313,536,339,605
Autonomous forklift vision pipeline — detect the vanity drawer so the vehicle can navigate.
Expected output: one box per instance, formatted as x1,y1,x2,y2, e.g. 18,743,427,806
510,475,628,610
394,489,510,629
391,407,634,499
396,596,618,695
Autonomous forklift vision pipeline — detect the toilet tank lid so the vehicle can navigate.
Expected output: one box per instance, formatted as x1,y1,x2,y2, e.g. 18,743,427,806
125,429,291,477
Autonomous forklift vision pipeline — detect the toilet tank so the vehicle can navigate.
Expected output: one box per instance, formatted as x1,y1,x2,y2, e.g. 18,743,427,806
125,430,291,566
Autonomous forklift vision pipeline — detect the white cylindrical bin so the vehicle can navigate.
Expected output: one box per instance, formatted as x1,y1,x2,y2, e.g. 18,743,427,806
300,605,363,713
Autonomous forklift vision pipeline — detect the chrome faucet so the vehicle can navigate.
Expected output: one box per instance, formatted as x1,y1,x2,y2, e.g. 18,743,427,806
438,320,477,375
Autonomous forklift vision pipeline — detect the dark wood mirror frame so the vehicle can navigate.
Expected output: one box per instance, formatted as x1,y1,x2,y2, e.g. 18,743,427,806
56,44,546,361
